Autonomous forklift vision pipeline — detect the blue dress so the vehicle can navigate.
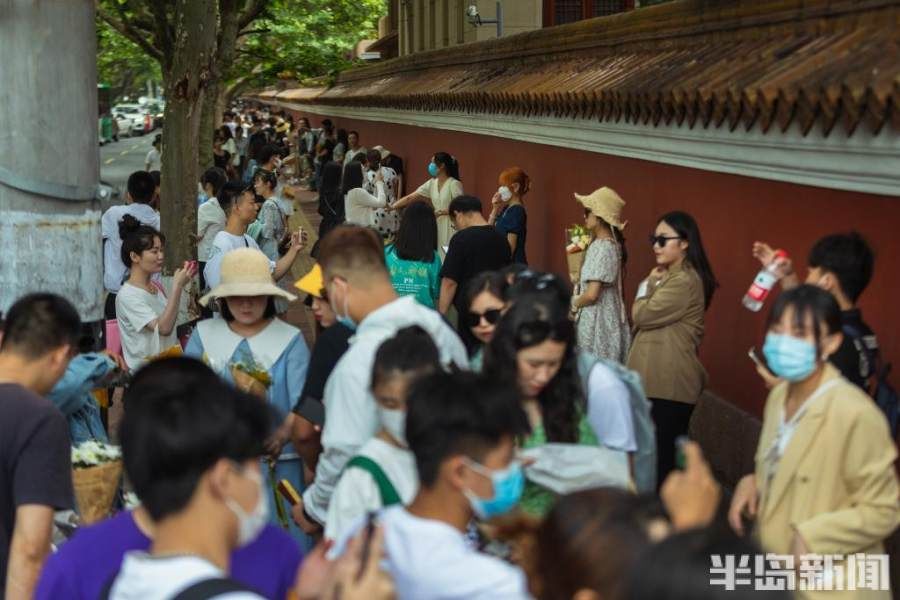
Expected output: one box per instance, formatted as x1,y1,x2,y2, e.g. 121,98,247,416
185,318,311,549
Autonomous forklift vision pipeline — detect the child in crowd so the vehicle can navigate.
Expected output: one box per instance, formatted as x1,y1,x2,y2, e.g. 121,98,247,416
325,326,440,541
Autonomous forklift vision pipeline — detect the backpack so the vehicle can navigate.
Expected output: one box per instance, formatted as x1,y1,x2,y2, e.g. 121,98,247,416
842,323,899,438
576,351,657,493
100,575,254,600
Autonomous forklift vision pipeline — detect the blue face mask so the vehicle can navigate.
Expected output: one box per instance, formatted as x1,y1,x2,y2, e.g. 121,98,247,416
763,333,818,382
427,161,439,178
463,459,524,520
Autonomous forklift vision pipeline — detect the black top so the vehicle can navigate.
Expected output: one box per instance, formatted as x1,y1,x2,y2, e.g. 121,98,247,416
0,384,74,587
298,323,353,404
494,204,527,265
832,308,877,390
441,225,512,348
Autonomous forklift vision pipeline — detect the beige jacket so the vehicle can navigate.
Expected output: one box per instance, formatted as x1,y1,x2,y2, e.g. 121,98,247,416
626,262,707,404
754,364,899,599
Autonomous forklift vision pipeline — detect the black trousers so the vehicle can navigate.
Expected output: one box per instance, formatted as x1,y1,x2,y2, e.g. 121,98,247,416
104,292,117,320
650,397,695,490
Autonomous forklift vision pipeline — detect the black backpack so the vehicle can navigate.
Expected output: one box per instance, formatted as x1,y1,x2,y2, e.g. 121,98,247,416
843,322,899,439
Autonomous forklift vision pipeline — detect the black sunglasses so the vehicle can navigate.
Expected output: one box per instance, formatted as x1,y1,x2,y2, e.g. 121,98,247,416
465,309,503,328
513,269,559,291
649,234,682,248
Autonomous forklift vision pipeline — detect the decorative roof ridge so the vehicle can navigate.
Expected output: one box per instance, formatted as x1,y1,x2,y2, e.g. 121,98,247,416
335,0,899,84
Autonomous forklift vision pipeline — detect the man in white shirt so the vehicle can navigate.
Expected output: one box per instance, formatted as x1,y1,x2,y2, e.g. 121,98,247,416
108,359,270,600
293,226,467,532
332,371,532,600
144,135,161,172
101,171,160,318
342,130,366,167
197,167,228,292
203,182,305,291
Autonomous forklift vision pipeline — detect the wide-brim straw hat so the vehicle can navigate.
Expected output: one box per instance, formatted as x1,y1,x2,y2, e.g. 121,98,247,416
199,247,297,306
574,187,627,230
294,263,324,298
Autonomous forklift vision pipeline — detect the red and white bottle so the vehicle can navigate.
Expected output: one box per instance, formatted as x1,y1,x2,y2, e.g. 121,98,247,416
743,250,788,312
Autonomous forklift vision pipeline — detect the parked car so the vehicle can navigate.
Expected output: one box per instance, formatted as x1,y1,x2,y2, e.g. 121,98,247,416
112,113,136,138
113,103,152,135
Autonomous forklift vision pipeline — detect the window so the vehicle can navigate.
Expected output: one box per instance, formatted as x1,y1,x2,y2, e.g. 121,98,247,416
554,0,584,25
543,0,631,26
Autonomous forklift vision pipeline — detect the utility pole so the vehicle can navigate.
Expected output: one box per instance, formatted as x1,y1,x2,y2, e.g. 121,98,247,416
0,0,104,321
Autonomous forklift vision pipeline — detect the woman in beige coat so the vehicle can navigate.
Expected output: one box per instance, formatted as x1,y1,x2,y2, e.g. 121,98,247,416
627,211,718,488
729,285,899,599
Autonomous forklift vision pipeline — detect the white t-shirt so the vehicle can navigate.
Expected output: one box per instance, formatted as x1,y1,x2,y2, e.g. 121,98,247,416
325,437,418,542
145,148,161,171
197,197,227,262
586,362,637,453
102,203,161,293
334,506,530,600
203,231,274,290
110,553,263,600
115,282,178,371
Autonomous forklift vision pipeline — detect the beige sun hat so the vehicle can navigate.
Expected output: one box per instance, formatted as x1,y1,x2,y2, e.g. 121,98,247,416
199,247,297,307
574,187,627,230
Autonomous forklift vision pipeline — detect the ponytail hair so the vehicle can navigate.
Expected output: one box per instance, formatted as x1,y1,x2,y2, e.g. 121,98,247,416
119,214,163,267
371,326,441,390
433,152,461,181
499,167,530,196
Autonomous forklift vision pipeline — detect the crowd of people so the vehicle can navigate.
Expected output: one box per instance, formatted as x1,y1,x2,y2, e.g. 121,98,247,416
0,103,897,600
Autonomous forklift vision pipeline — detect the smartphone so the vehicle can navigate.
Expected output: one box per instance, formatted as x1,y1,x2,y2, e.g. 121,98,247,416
357,511,377,582
277,479,301,506
675,435,690,470
747,347,764,369
293,396,325,427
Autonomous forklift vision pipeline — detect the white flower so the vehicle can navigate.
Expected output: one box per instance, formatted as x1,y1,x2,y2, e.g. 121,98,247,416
72,440,122,468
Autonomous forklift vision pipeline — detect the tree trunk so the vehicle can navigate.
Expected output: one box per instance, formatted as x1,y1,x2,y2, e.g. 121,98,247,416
198,0,243,174
159,0,218,272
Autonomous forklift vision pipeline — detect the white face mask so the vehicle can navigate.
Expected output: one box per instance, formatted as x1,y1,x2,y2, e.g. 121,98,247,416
378,406,407,447
224,466,269,547
498,186,512,201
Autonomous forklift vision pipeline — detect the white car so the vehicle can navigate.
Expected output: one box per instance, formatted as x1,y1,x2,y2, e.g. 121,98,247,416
113,104,151,135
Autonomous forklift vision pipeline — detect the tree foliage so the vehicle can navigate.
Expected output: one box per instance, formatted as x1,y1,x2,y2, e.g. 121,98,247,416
231,0,386,90
96,17,161,103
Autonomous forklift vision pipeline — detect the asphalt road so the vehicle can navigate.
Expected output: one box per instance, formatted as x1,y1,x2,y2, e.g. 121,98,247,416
99,131,157,210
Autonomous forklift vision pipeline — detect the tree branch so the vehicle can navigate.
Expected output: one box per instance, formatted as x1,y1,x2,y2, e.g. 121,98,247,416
96,5,164,63
142,0,175,65
238,0,271,31
237,27,271,37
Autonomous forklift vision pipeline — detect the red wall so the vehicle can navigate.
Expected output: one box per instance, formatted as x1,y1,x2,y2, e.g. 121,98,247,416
288,109,899,416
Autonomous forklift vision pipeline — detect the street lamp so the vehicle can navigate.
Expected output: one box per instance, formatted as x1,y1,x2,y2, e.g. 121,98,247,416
466,1,503,38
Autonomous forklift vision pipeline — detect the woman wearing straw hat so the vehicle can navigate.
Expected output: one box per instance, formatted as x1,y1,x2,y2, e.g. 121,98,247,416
185,247,312,548
571,187,631,363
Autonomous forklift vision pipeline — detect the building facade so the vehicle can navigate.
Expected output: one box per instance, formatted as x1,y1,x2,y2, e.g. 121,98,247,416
259,0,900,417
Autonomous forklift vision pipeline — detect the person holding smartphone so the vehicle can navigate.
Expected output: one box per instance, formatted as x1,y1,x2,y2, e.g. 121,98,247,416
488,167,530,265
626,211,718,489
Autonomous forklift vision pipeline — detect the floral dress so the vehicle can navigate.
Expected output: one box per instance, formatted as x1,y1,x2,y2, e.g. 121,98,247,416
575,238,631,363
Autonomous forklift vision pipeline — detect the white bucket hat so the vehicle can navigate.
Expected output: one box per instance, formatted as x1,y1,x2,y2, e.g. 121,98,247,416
199,247,297,307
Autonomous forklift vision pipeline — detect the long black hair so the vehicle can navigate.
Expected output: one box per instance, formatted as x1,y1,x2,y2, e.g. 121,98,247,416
371,326,441,390
319,161,344,219
119,214,163,267
464,271,509,314
341,161,365,196
394,201,437,263
657,211,718,309
433,152,461,181
483,295,583,443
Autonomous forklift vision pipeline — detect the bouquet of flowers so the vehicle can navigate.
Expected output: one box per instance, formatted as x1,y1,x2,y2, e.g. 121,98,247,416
565,224,592,282
71,440,123,525
230,354,272,399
